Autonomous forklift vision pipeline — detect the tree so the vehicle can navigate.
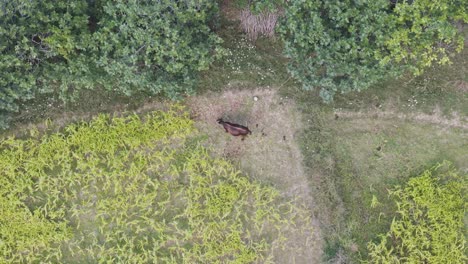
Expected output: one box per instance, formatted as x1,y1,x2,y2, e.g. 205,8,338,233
88,0,223,99
0,0,90,128
366,162,467,263
382,0,468,75
278,0,467,101
0,0,222,129
278,0,397,102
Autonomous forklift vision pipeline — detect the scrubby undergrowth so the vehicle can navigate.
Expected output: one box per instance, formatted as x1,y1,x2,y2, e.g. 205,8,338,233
0,106,311,263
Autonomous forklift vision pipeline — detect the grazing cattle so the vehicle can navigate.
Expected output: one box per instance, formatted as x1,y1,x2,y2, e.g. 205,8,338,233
217,119,251,139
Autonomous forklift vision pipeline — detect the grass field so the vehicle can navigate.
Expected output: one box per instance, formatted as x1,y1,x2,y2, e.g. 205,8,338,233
286,38,468,262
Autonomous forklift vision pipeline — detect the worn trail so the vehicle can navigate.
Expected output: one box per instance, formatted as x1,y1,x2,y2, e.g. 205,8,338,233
335,108,467,130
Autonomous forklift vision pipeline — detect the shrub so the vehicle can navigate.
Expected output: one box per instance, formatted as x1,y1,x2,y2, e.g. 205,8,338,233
278,0,397,102
89,0,223,99
382,0,468,75
366,162,467,263
0,0,90,128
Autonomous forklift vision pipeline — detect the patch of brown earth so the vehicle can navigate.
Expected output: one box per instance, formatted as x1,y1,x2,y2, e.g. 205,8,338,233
453,80,468,93
220,0,241,21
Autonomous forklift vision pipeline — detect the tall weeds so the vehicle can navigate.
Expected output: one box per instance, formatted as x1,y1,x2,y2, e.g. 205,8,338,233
0,105,311,262
239,8,280,40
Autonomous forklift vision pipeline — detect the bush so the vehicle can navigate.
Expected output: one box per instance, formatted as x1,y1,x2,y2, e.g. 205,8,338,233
89,0,223,98
0,0,90,128
382,0,468,75
366,162,467,263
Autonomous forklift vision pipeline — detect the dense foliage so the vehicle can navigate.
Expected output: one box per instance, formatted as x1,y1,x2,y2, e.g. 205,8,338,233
0,106,310,262
278,0,467,101
0,0,221,128
0,0,90,128
382,0,468,75
90,0,222,98
366,162,467,263
278,0,396,101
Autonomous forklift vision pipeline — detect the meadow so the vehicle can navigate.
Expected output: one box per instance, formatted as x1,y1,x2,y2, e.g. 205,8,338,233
0,106,312,263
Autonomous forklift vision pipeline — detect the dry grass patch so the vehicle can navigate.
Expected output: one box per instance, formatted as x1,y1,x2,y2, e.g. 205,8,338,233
239,9,280,40
187,88,323,263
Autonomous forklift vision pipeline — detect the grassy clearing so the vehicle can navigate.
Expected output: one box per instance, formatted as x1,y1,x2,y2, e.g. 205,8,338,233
198,17,294,93
329,118,466,256
286,41,468,261
292,93,467,262
2,4,466,263
0,106,312,263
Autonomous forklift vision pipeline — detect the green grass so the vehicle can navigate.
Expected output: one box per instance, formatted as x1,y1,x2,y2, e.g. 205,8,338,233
2,7,467,263
287,46,468,261
332,46,468,116
366,163,466,263
10,88,153,131
225,23,468,261
198,17,295,93
332,119,466,253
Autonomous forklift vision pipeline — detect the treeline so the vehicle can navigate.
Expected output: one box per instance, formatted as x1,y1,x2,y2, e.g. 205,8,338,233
0,0,222,128
247,0,467,101
1,0,467,128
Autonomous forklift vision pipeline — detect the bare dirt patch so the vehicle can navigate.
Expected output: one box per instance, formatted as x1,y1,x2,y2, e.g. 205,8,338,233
187,88,323,263
453,80,468,93
220,0,241,21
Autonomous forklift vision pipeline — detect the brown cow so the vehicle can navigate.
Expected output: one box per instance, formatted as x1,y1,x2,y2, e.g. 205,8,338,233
217,119,251,140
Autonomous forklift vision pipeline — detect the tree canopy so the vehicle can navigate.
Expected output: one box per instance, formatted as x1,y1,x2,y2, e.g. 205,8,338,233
278,0,467,101
382,0,468,75
0,0,221,128
1,0,467,127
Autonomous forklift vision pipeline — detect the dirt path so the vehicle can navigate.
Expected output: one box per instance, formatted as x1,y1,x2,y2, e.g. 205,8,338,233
334,107,468,130
187,88,323,263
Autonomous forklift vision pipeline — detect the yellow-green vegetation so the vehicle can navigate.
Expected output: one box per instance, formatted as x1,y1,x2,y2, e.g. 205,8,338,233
367,162,467,263
0,106,309,263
